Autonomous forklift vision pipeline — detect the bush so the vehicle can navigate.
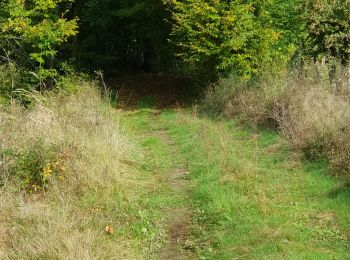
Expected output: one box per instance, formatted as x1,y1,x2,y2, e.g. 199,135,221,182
200,76,243,116
0,61,85,105
0,0,78,84
0,63,22,99
168,0,290,80
327,129,350,180
273,81,350,181
273,83,350,158
2,142,66,192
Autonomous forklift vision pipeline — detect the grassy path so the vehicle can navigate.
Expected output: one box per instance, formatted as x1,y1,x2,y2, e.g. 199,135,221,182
125,108,350,259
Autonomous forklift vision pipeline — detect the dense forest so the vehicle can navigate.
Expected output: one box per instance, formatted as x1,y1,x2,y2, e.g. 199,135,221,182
0,0,349,85
1,0,350,259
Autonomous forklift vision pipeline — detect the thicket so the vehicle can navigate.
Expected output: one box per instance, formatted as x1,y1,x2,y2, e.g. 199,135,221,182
167,0,299,80
0,0,78,89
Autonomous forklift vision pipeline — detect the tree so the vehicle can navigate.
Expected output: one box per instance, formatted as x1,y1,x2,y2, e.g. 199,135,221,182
0,0,78,83
302,0,350,64
166,0,287,80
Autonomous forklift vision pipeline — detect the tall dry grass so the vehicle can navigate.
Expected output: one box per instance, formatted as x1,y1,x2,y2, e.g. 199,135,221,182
201,63,350,181
0,81,140,259
273,83,350,155
201,74,284,125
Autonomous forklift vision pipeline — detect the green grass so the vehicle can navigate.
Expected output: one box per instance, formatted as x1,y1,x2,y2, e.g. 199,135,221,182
124,108,350,259
2,87,348,258
122,109,192,257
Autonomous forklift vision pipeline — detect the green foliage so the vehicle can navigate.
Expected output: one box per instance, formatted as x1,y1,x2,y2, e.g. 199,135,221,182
302,0,350,63
138,95,157,108
166,0,292,79
56,75,79,93
4,142,65,193
0,0,78,82
1,0,349,83
0,62,39,101
0,62,20,97
268,0,306,47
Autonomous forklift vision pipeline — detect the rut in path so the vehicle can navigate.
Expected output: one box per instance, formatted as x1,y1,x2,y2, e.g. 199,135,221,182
160,165,192,260
150,120,193,260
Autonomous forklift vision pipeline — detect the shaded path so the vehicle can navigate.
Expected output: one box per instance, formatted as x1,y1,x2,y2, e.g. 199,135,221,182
108,73,198,109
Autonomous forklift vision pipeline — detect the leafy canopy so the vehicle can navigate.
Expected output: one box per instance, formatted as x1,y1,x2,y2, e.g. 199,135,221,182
166,0,292,79
302,0,350,64
0,0,78,79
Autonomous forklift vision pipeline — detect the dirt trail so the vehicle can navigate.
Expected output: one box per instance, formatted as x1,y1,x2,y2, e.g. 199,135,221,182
113,75,197,259
149,115,193,260
160,165,192,260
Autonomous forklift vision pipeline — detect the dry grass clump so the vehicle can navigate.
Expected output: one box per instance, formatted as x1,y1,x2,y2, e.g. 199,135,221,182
273,83,350,157
273,77,350,180
0,81,139,259
200,76,244,116
327,127,350,179
201,74,283,125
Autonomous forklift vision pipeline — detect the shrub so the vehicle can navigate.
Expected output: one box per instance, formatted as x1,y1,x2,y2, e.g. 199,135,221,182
327,129,350,180
273,82,350,149
0,63,25,100
200,76,243,117
3,142,66,192
0,61,84,104
273,82,350,179
0,0,78,85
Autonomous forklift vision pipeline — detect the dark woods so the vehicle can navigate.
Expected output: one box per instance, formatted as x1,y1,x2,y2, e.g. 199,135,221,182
72,0,172,73
0,0,349,90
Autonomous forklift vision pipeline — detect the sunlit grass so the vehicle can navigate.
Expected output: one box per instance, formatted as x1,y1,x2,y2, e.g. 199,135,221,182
1,89,349,259
155,109,350,259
